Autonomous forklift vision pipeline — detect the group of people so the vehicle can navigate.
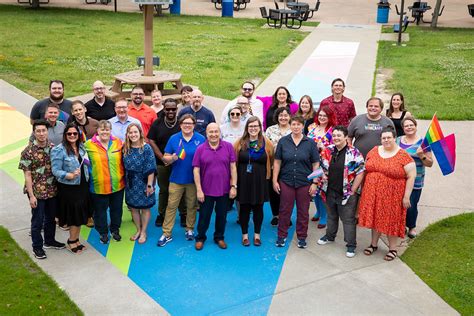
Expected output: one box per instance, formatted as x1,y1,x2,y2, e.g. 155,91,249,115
21,78,432,262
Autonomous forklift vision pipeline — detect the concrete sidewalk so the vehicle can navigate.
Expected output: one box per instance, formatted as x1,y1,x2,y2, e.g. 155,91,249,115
1,21,472,316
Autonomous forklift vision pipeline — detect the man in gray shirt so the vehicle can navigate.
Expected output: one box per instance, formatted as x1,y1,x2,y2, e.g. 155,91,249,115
30,104,65,145
348,97,395,158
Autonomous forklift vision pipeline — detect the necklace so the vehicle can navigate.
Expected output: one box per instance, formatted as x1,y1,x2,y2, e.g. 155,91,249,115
164,118,177,129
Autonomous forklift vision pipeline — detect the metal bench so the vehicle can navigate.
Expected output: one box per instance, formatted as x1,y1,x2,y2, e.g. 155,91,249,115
286,9,310,29
234,0,250,11
260,7,282,28
307,0,321,19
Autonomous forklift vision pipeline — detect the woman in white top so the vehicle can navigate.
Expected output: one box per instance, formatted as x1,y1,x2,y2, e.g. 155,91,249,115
220,105,245,145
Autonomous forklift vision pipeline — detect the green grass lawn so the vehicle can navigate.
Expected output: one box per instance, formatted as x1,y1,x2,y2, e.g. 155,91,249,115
401,213,474,315
0,226,83,315
0,5,308,100
377,27,474,120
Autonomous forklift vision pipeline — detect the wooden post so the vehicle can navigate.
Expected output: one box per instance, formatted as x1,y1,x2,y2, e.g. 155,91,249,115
397,0,405,46
430,0,442,28
144,5,154,76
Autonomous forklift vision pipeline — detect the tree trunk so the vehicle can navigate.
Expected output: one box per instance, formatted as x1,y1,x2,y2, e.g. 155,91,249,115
430,0,442,28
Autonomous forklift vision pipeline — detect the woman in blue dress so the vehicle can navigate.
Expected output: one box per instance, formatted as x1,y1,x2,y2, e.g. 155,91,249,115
123,123,156,244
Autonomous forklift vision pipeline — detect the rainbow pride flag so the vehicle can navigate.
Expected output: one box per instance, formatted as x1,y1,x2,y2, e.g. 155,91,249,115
421,114,456,176
431,133,456,176
177,139,186,160
421,113,443,151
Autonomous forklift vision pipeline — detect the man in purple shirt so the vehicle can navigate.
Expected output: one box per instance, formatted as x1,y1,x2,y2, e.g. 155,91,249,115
193,123,237,251
320,78,356,127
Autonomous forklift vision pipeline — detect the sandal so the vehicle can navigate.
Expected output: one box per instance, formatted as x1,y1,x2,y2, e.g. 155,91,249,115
138,234,147,244
364,245,378,256
130,232,141,241
384,250,398,261
67,239,81,254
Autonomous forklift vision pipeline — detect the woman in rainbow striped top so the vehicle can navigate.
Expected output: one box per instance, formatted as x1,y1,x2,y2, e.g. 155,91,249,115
85,120,126,245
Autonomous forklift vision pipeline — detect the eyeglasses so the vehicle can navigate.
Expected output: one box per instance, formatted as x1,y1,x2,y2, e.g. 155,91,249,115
181,122,194,126
94,87,105,91
165,108,177,112
230,112,241,117
242,88,253,92
237,102,249,106
248,125,260,129
66,132,78,136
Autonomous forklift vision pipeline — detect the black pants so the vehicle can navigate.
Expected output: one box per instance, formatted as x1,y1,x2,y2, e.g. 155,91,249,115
31,197,57,250
196,195,228,242
268,179,280,217
239,204,264,234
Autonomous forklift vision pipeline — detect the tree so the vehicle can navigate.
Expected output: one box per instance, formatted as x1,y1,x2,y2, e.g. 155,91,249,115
430,0,442,28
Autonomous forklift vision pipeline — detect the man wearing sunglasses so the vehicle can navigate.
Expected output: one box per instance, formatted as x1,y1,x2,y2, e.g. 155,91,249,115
30,80,72,124
220,81,263,125
84,80,116,121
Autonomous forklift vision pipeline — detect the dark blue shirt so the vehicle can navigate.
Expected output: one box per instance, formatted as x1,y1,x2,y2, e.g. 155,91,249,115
178,106,216,136
275,134,320,188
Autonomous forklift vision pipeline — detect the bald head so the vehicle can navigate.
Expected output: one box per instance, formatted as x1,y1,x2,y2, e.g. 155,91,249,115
92,80,106,101
191,89,204,110
206,122,220,145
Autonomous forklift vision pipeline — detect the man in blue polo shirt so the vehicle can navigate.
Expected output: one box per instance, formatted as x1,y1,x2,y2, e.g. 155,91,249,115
178,89,215,136
157,114,206,247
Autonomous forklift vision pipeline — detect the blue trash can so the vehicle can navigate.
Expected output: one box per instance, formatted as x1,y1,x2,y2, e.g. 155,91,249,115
376,3,390,23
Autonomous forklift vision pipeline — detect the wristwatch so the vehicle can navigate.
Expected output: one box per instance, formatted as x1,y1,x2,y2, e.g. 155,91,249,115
147,184,153,188
231,185,237,189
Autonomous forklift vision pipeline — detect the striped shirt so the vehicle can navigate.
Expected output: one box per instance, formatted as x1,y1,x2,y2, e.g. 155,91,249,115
397,137,426,189
85,135,125,194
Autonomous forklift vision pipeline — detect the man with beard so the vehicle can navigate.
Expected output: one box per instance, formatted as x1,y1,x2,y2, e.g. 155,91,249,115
178,89,215,136
30,80,72,124
220,81,263,124
148,98,186,227
128,86,157,140
84,81,116,121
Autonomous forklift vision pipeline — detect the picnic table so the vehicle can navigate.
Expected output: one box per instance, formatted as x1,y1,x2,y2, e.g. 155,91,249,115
211,0,250,11
107,70,183,104
408,1,432,24
287,2,309,14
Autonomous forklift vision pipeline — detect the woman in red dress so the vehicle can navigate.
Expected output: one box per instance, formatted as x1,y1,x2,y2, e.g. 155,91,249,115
358,127,416,261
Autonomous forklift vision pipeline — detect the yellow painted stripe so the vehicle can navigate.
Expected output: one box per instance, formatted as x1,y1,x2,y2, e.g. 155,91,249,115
106,208,136,275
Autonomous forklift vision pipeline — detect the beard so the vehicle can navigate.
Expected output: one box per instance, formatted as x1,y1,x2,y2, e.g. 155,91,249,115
50,92,64,102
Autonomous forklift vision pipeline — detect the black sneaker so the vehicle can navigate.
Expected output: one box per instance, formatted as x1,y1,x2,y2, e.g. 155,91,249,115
180,215,186,227
155,214,164,227
100,234,109,244
33,248,47,259
111,231,122,242
270,216,279,226
44,240,66,250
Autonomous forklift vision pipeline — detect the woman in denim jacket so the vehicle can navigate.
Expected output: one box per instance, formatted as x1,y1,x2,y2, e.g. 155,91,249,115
51,124,91,254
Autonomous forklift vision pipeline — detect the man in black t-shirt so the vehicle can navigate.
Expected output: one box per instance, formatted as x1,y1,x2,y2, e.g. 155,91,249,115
84,80,115,121
147,98,186,227
30,80,72,124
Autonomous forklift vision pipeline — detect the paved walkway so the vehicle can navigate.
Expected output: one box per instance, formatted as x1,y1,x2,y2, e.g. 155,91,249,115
1,17,472,316
1,0,473,28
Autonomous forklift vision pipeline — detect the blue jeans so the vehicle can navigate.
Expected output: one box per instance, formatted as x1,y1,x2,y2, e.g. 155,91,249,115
91,190,124,235
406,188,422,229
196,195,228,242
31,197,57,250
314,194,327,225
